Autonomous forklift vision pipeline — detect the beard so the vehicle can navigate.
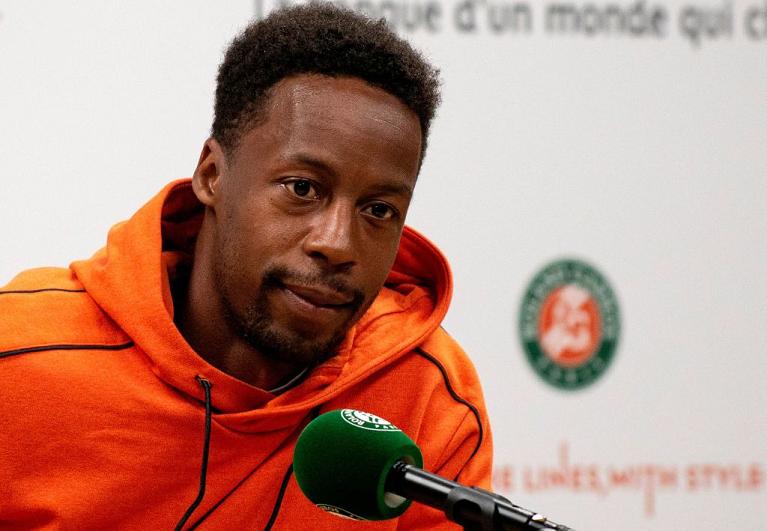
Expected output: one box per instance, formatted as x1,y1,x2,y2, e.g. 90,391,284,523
214,262,366,368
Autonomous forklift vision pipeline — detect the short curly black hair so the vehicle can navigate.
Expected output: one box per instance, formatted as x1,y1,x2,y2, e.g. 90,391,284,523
212,3,441,163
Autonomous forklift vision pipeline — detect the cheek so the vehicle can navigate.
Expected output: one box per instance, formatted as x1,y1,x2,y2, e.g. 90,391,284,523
362,235,403,290
216,208,271,292
226,197,294,260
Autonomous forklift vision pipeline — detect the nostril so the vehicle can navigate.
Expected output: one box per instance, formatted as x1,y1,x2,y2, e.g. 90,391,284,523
308,251,355,274
303,225,356,267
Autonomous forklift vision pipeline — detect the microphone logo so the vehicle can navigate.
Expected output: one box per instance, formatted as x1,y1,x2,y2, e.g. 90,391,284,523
341,409,401,432
316,504,366,521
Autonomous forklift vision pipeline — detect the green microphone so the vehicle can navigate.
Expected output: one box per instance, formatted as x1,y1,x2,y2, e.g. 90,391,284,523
294,409,576,530
293,409,423,521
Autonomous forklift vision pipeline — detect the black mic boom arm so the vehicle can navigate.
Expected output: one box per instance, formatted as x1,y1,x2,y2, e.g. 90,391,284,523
385,461,575,531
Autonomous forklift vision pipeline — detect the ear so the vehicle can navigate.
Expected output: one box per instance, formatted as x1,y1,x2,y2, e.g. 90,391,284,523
192,137,228,207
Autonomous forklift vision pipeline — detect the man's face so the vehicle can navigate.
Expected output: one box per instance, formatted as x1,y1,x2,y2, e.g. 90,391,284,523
202,75,422,367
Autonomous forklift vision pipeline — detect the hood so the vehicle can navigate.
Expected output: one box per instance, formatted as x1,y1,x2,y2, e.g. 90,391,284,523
71,180,452,431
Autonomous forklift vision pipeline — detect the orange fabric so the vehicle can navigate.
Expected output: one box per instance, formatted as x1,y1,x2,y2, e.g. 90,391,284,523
0,180,492,530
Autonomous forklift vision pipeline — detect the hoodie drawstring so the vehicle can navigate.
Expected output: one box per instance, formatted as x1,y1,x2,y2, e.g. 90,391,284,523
262,406,322,531
175,376,213,531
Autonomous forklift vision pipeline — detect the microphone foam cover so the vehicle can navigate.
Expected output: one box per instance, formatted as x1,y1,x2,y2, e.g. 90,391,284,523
293,409,423,521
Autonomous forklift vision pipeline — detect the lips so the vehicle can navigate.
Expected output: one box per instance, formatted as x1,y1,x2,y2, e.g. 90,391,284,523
281,282,355,308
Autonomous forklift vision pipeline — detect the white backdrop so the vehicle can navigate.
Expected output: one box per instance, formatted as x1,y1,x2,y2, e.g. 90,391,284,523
1,1,765,529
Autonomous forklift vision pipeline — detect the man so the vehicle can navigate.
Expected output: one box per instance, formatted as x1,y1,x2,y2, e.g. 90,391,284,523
0,4,491,529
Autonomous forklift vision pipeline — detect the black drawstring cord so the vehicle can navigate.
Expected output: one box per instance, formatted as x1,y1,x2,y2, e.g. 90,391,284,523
263,464,294,531
175,376,213,531
262,406,322,531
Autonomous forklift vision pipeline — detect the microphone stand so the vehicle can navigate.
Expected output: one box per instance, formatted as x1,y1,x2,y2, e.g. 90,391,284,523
386,462,575,531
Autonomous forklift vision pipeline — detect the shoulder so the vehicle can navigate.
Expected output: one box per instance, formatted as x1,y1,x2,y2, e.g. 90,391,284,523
358,328,492,487
412,328,491,474
2,266,83,292
0,267,130,357
417,327,486,407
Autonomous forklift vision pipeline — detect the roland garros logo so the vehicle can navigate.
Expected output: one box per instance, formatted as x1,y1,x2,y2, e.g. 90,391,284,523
519,259,620,390
340,409,401,432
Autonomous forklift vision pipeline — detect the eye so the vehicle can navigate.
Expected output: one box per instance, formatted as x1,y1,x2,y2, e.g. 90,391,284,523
283,179,320,200
362,202,398,220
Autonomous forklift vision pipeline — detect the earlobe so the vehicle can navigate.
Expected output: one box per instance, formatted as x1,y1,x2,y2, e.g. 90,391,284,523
192,138,226,207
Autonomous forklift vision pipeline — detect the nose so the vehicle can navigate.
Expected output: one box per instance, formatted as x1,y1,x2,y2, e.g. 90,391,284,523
302,201,357,269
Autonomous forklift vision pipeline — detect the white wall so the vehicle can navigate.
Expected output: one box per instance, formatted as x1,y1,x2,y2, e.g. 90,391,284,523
1,1,765,528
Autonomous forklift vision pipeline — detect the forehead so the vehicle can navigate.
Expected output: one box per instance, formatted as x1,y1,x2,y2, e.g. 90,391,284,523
243,75,422,177
265,74,420,136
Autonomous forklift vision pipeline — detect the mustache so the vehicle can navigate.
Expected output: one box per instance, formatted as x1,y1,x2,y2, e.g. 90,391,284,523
262,265,366,310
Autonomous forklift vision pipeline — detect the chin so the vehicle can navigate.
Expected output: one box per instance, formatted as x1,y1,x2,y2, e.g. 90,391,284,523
243,321,348,367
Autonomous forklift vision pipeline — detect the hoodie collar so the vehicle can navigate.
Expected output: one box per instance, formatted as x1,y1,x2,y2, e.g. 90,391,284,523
72,180,451,428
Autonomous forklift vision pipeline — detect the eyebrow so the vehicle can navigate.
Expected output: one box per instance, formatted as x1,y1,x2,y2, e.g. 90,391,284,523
368,181,414,199
290,153,337,177
288,152,414,198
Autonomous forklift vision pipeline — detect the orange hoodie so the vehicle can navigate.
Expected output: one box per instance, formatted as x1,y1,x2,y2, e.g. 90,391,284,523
0,180,492,530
